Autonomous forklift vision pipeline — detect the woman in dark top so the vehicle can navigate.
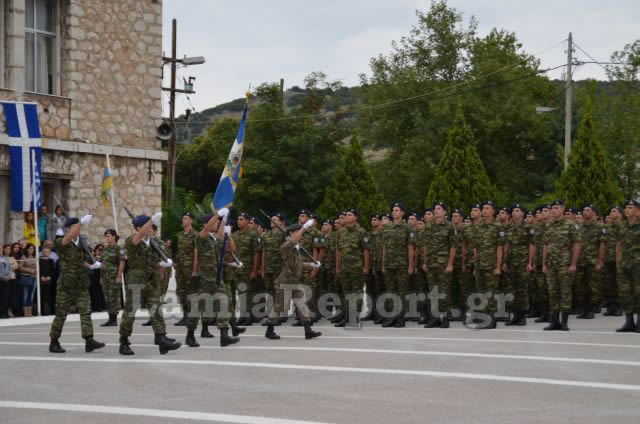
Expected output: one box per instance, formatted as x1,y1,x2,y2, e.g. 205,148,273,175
89,244,106,312
39,246,57,315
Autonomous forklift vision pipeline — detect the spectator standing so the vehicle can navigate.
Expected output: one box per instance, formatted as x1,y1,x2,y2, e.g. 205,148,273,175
38,205,50,244
1,245,19,318
39,246,56,315
89,244,106,312
47,206,68,240
24,212,37,247
8,243,22,316
18,243,37,317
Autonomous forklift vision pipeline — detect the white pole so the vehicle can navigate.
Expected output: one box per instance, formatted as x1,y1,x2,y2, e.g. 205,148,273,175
106,154,126,303
31,150,41,317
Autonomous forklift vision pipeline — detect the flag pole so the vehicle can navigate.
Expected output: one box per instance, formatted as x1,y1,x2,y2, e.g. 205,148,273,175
105,154,126,303
31,149,41,317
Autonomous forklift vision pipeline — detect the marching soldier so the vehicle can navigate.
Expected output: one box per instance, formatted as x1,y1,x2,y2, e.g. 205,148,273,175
542,200,581,331
100,229,125,327
575,204,605,319
174,212,198,326
294,209,325,324
233,212,261,325
615,200,640,333
49,215,105,354
261,213,287,326
142,224,170,327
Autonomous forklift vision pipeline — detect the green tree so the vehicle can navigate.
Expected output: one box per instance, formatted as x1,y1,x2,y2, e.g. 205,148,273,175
317,135,386,224
424,104,496,210
555,97,623,212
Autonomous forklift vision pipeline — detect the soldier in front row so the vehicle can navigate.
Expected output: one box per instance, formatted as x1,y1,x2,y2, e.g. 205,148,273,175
615,200,640,333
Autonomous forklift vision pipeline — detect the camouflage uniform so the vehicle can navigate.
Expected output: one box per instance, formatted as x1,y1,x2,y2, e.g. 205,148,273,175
175,229,197,316
100,244,124,315
119,236,166,337
505,222,535,312
49,238,95,339
451,223,465,312
575,221,604,312
602,221,622,311
194,234,233,329
318,231,335,305
298,227,325,316
532,222,548,312
381,222,416,314
232,227,260,318
543,218,581,313
274,239,312,321
262,229,286,323
413,225,429,315
367,229,384,313
461,224,478,307
471,222,506,312
336,224,368,312
617,219,640,314
423,219,457,314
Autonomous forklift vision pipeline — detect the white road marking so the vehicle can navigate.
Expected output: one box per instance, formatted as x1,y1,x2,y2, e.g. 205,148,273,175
0,341,638,367
0,355,639,392
0,400,334,424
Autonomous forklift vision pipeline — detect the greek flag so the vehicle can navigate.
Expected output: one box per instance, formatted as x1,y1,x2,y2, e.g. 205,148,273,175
1,101,42,211
212,102,247,211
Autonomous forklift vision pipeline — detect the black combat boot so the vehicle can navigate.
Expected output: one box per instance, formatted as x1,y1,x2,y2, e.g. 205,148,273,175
373,312,386,325
208,317,217,326
334,310,348,327
394,313,406,328
526,303,540,318
544,312,561,331
479,313,496,329
119,335,131,346
417,307,430,325
535,305,549,323
49,338,65,353
303,322,321,340
154,334,176,345
265,324,280,340
201,323,214,338
361,306,375,321
505,311,520,326
220,328,239,347
615,313,636,332
119,338,134,355
157,334,181,354
424,316,441,328
101,313,117,327
84,337,106,353
515,311,527,326
329,310,344,323
141,319,152,326
174,315,187,326
230,320,246,337
440,316,450,329
185,329,200,347
559,311,570,331
612,304,623,317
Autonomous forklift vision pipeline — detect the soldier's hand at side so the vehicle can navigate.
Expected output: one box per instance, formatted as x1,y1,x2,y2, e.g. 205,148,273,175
408,265,415,275
116,276,121,283
526,264,534,272
568,264,577,273
445,264,453,274
493,267,501,276
542,264,548,274
422,263,427,273
250,270,257,280
310,267,319,278
594,263,603,272
363,267,369,275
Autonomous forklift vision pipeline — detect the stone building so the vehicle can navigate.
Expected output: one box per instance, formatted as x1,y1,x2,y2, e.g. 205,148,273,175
0,0,166,244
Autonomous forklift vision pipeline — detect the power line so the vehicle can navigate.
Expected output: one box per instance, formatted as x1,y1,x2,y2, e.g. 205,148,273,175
572,42,608,73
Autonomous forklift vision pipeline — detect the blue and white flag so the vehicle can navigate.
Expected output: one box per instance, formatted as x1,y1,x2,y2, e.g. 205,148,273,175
1,102,42,211
212,102,248,211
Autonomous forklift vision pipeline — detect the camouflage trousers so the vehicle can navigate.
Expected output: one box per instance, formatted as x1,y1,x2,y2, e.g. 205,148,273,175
101,276,122,315
225,268,237,321
277,279,312,322
574,265,601,309
119,271,166,337
49,281,94,339
235,270,257,318
601,262,619,307
337,268,365,313
175,265,193,315
187,278,233,330
532,269,548,307
619,265,640,314
365,270,384,313
505,265,530,312
186,277,209,331
265,271,283,324
316,267,334,305
461,264,476,308
383,268,408,314
475,268,499,312
426,265,452,313
546,264,574,313
449,260,464,311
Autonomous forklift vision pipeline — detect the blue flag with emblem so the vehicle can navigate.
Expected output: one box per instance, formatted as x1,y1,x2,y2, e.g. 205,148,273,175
1,101,42,211
211,101,248,211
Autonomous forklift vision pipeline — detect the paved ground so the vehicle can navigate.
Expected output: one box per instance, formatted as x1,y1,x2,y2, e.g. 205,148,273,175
1,307,639,424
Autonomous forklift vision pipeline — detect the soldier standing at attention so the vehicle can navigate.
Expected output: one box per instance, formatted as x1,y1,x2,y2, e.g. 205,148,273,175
364,214,383,322
450,208,466,321
174,212,198,326
265,221,322,340
603,206,624,316
531,205,552,323
503,205,535,326
261,213,287,326
327,215,343,323
381,203,416,328
461,204,481,319
422,202,457,328
233,212,261,325
49,215,105,354
99,229,125,327
575,204,605,319
615,200,640,333
542,200,581,331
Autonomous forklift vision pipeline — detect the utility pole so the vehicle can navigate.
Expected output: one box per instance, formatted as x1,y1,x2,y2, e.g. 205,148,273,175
167,19,177,204
564,32,573,169
280,78,285,110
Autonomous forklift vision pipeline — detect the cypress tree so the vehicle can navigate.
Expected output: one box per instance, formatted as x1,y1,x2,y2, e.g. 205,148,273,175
425,105,496,210
317,135,386,225
556,98,623,212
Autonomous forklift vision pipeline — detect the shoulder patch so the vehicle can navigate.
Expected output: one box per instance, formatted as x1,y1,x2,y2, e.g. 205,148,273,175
529,229,535,235
602,228,607,234
313,237,319,243
575,224,579,230
363,237,368,242
499,231,505,237
119,249,126,255
409,232,416,238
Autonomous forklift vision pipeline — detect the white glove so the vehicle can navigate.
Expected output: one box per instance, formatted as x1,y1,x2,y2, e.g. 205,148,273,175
152,212,162,226
89,261,101,270
224,225,232,235
231,262,242,268
303,219,315,230
218,208,230,222
159,258,173,268
55,229,64,236
309,261,321,268
80,215,92,225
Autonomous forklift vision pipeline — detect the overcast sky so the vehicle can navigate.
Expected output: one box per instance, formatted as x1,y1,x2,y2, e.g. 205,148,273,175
161,0,639,116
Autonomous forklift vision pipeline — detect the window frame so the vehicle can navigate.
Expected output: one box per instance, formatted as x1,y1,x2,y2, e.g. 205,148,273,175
24,0,60,95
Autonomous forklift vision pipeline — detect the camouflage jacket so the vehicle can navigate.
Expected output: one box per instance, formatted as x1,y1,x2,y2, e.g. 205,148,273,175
505,222,535,267
543,218,581,267
423,219,457,269
461,224,478,266
195,233,223,281
276,239,304,284
369,229,383,271
125,235,159,277
233,228,260,270
381,221,416,269
579,221,603,266
175,228,197,269
262,230,286,274
323,231,335,272
603,222,621,263
56,238,89,279
471,221,506,270
618,219,640,268
299,227,325,255
452,224,464,262
534,223,547,268
100,244,125,280
336,224,369,272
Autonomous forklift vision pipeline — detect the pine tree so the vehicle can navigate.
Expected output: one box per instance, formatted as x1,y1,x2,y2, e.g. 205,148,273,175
556,97,624,212
317,135,386,225
424,105,496,210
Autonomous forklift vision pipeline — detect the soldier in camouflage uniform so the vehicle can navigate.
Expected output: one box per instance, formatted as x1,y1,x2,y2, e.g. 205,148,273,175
262,213,287,325
364,214,383,322
469,200,506,329
233,212,261,325
615,200,640,333
328,213,344,323
422,202,457,329
461,204,481,318
603,206,624,316
142,224,171,327
407,212,425,322
118,214,181,355
49,216,105,354
503,205,535,326
316,218,334,319
174,212,198,326
575,204,605,319
99,229,125,327
334,208,369,326
542,200,581,331
530,205,551,322
380,202,416,328
450,209,466,321
265,222,322,340
294,209,325,325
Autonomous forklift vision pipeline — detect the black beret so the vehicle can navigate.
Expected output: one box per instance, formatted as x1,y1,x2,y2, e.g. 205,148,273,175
298,209,312,217
608,206,623,215
381,213,392,219
322,219,333,226
408,212,418,218
391,202,406,212
623,199,640,208
182,211,195,220
201,212,214,224
469,203,481,211
423,208,433,214
253,218,265,228
286,224,302,233
452,208,465,217
481,200,497,209
346,208,359,217
132,215,150,227
237,212,251,220
526,210,534,217
575,211,582,216
271,212,287,222
498,206,510,213
433,201,448,211
550,199,564,206
582,204,599,214
369,213,381,220
565,207,577,214
63,217,79,228
511,204,526,214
